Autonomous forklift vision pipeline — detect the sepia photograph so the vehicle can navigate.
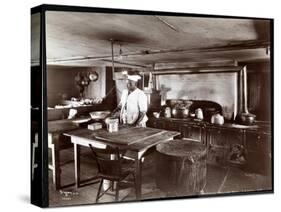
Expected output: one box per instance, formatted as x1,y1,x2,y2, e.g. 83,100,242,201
31,5,273,207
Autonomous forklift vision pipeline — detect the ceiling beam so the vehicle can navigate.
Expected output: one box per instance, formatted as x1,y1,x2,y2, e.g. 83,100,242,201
154,16,180,32
101,59,149,69
154,59,238,70
148,66,244,75
45,40,269,65
44,57,149,69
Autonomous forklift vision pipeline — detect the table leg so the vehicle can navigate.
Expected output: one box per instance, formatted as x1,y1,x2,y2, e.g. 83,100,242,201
74,143,81,189
53,134,61,190
135,158,142,200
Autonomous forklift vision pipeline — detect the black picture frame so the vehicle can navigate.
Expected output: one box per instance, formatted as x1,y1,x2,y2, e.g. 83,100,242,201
31,4,274,208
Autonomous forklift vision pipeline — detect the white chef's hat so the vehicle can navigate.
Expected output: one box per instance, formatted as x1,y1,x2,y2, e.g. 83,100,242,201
127,74,141,82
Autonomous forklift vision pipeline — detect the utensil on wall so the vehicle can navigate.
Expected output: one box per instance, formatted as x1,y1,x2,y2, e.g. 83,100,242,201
75,70,99,98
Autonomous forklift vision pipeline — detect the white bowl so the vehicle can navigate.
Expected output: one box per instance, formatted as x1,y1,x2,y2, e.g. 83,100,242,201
89,111,111,120
72,117,91,124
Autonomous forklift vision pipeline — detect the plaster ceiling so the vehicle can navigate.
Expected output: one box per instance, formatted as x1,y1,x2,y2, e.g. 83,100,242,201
31,11,271,69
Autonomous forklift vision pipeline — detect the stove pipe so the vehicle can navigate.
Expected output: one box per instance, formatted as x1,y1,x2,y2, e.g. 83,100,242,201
236,66,256,125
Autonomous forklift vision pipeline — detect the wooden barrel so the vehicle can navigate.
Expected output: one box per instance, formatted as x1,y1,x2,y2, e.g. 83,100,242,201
155,139,207,196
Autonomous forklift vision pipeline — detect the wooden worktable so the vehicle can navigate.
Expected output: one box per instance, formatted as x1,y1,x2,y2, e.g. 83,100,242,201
64,126,180,200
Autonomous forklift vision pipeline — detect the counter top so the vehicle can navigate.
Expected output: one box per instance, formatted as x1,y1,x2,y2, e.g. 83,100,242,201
148,117,271,134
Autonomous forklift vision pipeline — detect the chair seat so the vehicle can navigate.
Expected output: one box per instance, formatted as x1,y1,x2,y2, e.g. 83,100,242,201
97,158,135,181
89,144,137,202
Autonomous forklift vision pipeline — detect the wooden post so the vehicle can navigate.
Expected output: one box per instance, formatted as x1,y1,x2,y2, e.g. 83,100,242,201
110,39,115,80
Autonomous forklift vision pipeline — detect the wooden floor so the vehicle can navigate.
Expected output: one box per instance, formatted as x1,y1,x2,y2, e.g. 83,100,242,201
49,147,272,207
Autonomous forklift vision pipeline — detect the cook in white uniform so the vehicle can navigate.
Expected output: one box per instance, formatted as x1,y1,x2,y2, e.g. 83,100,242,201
113,74,148,127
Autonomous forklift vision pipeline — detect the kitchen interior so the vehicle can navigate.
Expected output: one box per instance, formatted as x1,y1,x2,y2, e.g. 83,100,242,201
31,11,272,206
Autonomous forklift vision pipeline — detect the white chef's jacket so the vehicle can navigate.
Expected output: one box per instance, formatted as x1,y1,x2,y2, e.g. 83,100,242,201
120,88,148,126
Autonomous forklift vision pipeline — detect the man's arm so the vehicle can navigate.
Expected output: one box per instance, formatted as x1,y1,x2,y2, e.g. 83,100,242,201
111,103,121,117
136,111,146,125
136,91,148,126
111,90,126,118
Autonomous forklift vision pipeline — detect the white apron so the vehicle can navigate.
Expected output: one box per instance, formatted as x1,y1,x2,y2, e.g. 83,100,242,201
120,88,148,127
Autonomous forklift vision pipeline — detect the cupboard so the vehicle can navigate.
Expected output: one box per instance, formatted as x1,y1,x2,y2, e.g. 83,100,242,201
148,117,271,175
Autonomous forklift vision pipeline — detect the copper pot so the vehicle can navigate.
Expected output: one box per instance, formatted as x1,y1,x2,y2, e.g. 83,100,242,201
238,113,256,125
172,107,189,118
182,108,189,118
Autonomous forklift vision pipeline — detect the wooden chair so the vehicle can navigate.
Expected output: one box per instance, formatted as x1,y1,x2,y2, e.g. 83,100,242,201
89,144,137,202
